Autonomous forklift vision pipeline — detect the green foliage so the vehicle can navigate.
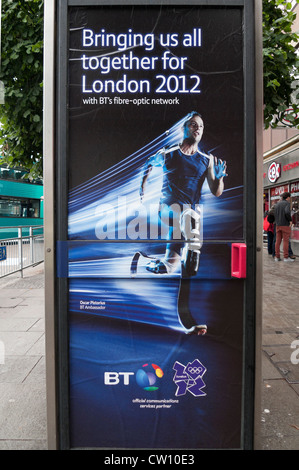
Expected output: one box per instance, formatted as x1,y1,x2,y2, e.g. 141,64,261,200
0,0,44,177
263,0,299,128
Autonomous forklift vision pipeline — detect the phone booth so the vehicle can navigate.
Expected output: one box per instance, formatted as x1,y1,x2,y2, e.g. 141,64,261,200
44,0,263,451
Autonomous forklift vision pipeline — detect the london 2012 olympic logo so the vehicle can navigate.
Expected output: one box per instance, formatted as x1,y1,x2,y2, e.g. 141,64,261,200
173,359,207,397
136,363,164,391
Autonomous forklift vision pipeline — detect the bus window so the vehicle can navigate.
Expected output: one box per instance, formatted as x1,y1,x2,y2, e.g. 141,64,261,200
0,196,40,218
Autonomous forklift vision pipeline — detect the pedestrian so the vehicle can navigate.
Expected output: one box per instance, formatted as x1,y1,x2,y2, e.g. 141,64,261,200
266,205,276,258
274,192,295,262
263,211,274,255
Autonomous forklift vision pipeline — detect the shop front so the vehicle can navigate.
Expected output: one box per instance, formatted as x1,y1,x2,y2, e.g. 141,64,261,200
263,147,299,255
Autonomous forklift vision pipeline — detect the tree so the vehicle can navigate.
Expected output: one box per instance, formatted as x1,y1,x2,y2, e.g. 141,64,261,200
263,0,299,128
0,0,44,178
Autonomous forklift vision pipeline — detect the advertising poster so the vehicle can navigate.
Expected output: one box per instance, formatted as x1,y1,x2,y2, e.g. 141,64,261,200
66,4,246,449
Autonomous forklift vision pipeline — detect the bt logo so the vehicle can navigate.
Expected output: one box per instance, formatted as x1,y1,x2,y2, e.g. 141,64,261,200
136,363,164,391
104,363,164,390
104,371,134,385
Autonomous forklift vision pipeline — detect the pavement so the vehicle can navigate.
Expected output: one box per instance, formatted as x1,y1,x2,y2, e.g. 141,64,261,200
260,250,299,450
0,250,298,451
0,263,46,450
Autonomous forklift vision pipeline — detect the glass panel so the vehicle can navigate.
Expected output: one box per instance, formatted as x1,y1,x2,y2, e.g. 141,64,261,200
0,197,40,218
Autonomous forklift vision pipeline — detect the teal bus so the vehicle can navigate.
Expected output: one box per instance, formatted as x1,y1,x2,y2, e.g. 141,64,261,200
0,165,43,240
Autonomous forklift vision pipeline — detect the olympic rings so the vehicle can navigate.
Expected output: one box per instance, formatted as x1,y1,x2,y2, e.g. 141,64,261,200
186,367,202,375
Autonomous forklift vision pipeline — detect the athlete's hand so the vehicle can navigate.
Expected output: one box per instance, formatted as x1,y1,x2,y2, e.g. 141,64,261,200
213,156,227,179
140,187,145,203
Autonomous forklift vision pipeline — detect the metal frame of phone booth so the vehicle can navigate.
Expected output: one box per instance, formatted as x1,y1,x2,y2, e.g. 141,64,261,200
44,0,263,451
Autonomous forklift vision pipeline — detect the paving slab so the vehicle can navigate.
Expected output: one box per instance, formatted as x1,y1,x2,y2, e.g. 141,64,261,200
0,297,25,308
0,263,47,450
0,382,47,441
261,379,299,444
0,331,44,356
0,356,43,384
261,248,299,450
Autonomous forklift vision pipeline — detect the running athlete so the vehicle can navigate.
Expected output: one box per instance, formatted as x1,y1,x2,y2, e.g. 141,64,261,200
140,112,228,275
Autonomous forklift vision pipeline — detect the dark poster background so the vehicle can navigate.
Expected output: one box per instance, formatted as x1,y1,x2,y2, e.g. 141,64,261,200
66,5,246,449
68,5,244,192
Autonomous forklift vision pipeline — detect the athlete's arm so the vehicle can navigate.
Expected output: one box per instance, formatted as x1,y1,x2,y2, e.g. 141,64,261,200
206,155,227,197
140,150,165,202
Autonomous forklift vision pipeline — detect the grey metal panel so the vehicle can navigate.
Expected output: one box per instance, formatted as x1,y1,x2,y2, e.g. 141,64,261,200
43,0,58,451
238,0,263,450
253,0,264,451
56,0,71,450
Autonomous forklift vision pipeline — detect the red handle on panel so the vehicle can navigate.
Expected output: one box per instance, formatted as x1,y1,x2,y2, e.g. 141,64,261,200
231,243,247,278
